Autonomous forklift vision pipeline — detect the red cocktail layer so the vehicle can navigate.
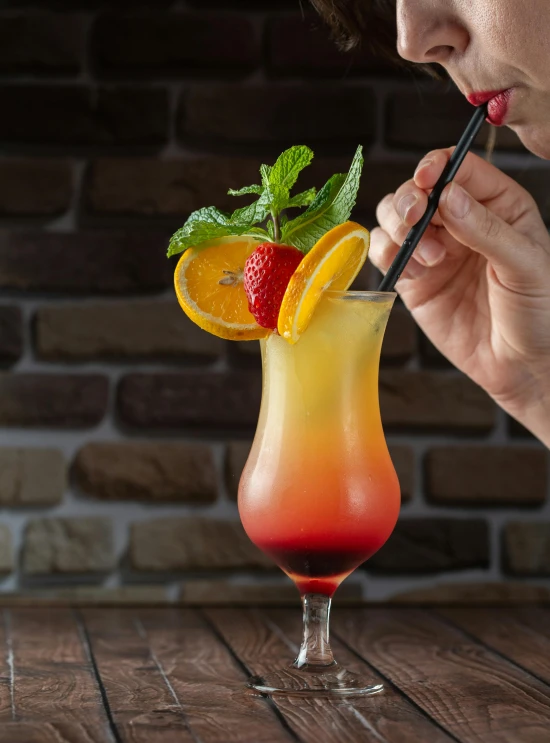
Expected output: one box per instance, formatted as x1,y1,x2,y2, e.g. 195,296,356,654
258,535,386,597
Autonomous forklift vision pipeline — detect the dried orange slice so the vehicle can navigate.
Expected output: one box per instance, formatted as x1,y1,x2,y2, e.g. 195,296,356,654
277,221,370,344
174,236,269,340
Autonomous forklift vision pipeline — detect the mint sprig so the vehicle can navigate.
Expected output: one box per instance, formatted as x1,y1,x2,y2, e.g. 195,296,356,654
167,144,363,258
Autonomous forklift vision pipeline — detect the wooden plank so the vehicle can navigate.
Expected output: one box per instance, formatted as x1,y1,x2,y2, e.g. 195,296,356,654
438,607,550,686
137,608,294,743
0,722,110,743
8,608,106,725
0,610,14,720
81,609,194,742
207,607,453,743
334,607,550,743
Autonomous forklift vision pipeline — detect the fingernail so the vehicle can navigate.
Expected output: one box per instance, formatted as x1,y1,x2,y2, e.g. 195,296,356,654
416,239,446,267
447,182,470,219
414,158,433,177
397,193,418,222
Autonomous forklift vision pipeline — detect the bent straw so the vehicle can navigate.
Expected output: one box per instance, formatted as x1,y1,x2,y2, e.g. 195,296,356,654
378,102,489,292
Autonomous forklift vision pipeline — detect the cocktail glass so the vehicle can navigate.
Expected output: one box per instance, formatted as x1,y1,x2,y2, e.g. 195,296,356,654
238,290,400,696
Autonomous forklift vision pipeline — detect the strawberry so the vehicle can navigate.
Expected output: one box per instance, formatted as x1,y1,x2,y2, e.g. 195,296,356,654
244,242,303,330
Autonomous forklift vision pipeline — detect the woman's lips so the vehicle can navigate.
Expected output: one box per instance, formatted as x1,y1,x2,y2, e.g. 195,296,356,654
466,89,512,126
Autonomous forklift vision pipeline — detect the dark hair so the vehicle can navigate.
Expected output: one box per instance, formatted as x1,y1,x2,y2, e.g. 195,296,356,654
309,0,441,78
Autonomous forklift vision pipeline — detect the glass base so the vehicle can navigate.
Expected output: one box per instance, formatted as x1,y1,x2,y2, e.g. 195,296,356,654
247,662,384,697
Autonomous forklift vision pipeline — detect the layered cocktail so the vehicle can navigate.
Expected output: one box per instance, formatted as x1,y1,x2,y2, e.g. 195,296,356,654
169,145,401,695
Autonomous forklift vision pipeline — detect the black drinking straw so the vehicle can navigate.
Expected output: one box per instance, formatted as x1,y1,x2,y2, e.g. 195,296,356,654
378,102,489,292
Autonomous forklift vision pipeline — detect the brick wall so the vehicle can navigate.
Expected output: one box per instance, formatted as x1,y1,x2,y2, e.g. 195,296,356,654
0,0,549,605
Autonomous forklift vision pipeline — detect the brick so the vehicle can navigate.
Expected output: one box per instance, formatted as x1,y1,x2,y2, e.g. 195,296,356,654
386,90,525,151
419,330,454,369
180,579,363,605
73,442,217,504
503,522,550,576
389,446,414,503
225,440,251,500
22,517,114,575
0,525,13,573
426,447,548,506
130,518,272,571
0,86,168,148
367,518,489,573
266,15,402,78
118,372,261,430
506,168,550,223
390,581,550,605
0,448,65,506
0,374,108,427
85,157,262,217
8,586,169,606
379,370,496,433
0,159,72,217
92,12,259,78
179,85,376,153
0,231,170,294
0,306,23,364
381,305,417,364
36,301,224,361
0,14,84,75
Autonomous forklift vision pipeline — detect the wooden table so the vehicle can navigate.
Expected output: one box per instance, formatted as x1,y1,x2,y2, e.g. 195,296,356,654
1,606,549,742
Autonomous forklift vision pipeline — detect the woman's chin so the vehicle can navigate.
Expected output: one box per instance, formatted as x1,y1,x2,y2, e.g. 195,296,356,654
510,123,550,159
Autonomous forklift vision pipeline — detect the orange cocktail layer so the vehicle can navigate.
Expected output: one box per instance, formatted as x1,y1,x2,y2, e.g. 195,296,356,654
239,293,400,596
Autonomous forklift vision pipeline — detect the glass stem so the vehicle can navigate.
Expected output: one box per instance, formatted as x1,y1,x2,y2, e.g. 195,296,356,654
294,593,336,669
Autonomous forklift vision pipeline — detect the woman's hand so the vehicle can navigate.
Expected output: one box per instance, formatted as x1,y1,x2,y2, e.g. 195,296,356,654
371,148,550,446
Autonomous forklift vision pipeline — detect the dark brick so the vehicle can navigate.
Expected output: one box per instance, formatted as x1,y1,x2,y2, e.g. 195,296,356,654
503,522,550,576
0,231,170,294
426,447,548,506
418,330,454,369
0,14,84,75
73,442,217,503
389,445,415,503
367,518,489,573
85,157,262,217
0,86,168,148
380,370,496,433
35,301,224,360
130,517,272,571
0,306,23,365
92,12,259,78
118,372,261,430
381,305,417,364
266,15,403,78
386,90,526,152
506,168,550,223
0,159,72,217
178,85,376,154
225,440,251,500
0,374,108,427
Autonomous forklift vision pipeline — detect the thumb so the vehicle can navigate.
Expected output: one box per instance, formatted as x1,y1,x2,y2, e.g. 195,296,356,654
438,181,537,283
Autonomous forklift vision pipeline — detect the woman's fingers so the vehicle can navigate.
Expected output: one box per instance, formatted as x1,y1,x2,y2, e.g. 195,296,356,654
376,193,447,268
369,226,428,280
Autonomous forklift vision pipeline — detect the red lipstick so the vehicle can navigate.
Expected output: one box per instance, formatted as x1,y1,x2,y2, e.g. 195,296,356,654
466,89,512,126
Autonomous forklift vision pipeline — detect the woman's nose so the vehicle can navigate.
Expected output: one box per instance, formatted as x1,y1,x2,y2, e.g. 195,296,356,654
396,0,469,64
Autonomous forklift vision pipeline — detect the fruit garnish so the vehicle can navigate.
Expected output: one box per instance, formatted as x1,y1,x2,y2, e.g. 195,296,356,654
174,235,269,340
168,144,365,342
278,221,370,344
244,243,304,330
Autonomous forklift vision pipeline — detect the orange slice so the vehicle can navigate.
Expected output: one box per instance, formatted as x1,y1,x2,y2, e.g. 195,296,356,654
277,221,370,344
174,235,269,340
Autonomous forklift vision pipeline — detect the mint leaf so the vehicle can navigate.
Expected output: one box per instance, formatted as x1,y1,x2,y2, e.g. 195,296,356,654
269,145,314,191
281,145,364,253
228,185,262,197
230,200,269,225
168,205,268,257
287,187,317,209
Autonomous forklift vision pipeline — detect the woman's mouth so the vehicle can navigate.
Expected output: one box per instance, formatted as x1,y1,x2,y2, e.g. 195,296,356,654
466,89,513,126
